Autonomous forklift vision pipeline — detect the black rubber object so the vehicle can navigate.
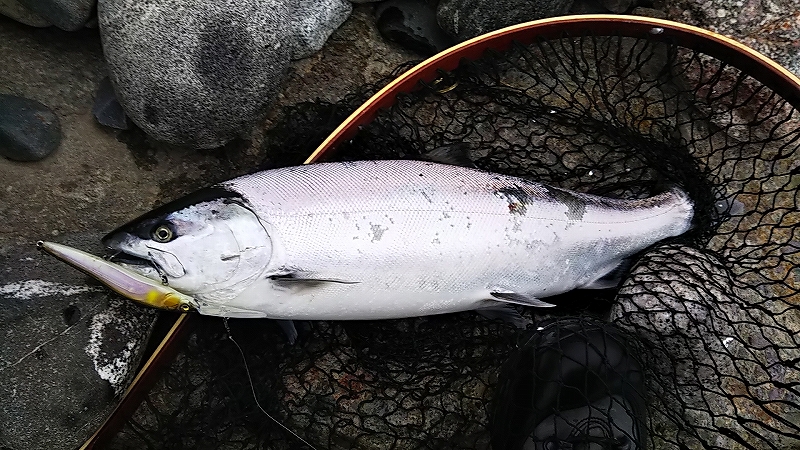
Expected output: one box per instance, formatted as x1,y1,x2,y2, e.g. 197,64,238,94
492,317,648,449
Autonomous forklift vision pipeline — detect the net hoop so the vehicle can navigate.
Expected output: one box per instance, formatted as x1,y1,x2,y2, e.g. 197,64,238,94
307,14,800,164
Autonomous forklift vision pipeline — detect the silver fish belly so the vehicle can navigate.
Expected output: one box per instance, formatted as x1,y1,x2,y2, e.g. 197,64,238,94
179,160,695,319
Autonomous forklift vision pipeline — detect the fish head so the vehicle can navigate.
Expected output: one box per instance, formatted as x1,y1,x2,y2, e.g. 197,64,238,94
102,187,272,300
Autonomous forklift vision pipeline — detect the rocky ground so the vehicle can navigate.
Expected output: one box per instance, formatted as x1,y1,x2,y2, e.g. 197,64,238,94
1,0,799,449
0,7,416,449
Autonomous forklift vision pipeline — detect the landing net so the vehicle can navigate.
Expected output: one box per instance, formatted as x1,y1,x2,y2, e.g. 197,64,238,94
109,32,800,450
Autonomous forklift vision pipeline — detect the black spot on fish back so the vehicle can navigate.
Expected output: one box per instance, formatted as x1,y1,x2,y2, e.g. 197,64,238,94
543,186,587,221
496,186,531,215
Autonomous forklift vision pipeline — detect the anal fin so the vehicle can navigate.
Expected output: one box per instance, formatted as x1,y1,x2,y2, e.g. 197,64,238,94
476,305,531,328
582,258,632,290
490,291,556,308
275,319,298,345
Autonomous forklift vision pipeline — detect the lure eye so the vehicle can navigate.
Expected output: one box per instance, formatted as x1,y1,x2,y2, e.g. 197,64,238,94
151,224,174,243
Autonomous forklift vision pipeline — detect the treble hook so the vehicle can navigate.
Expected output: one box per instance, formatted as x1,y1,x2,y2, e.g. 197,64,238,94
147,251,170,286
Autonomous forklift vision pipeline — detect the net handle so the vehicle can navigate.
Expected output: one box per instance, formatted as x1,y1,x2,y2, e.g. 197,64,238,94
306,14,800,164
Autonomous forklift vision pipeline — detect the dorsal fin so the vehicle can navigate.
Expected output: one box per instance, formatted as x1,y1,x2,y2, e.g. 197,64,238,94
421,143,476,168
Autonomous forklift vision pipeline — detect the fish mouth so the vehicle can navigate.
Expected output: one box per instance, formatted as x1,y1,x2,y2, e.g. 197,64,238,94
107,251,149,266
104,233,154,268
105,249,163,278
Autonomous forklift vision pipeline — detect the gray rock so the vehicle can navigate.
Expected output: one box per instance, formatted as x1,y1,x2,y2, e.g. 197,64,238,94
92,76,129,130
98,0,293,148
568,0,612,14
16,0,94,31
611,245,800,449
376,0,455,56
0,94,61,161
0,233,158,450
0,0,52,27
436,0,574,41
570,0,633,13
597,0,634,13
290,0,352,60
662,0,800,77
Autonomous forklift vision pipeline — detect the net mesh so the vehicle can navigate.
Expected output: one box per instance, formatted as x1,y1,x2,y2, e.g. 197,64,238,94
108,31,800,450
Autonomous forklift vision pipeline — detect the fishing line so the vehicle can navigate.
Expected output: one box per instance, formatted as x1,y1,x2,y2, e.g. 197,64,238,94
222,318,318,450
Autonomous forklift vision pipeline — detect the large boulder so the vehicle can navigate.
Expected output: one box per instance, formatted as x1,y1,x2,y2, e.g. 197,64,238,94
611,245,800,449
98,0,293,149
98,0,351,149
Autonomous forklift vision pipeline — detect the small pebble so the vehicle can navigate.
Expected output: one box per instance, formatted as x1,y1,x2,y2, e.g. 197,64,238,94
0,94,61,162
0,0,52,27
92,77,129,130
437,0,574,41
15,0,95,31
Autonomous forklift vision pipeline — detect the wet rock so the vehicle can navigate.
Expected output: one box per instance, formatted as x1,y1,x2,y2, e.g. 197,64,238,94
98,0,293,149
0,233,158,450
661,0,800,77
0,0,52,27
277,319,510,449
630,6,666,19
661,0,800,171
570,0,633,13
92,76,129,130
569,0,612,14
0,94,61,161
611,245,800,449
290,0,352,59
597,0,634,13
436,0,574,41
376,0,454,56
16,0,95,31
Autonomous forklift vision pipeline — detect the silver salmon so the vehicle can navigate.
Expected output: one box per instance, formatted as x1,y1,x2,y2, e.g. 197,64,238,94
101,160,694,320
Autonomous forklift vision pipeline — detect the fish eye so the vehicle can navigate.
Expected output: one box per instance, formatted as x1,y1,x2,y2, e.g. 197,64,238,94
151,224,175,243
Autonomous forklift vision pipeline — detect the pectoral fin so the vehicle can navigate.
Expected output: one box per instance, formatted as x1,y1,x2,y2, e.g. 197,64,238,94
268,273,359,293
490,291,556,308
